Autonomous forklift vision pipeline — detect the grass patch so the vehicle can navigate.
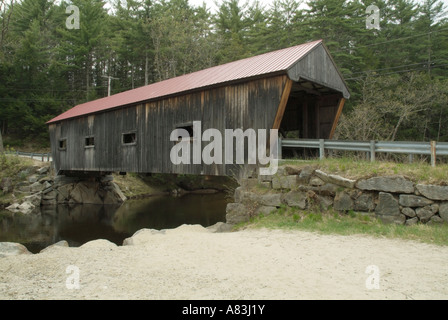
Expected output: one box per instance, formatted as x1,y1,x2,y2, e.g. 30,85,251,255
0,153,35,179
0,154,42,208
240,207,448,246
113,173,170,199
279,158,448,185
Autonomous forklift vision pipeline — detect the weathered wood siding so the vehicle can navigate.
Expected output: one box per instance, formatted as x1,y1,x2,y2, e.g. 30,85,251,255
287,43,350,99
49,75,288,176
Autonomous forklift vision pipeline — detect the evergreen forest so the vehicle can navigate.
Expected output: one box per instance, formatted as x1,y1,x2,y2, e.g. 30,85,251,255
0,0,447,148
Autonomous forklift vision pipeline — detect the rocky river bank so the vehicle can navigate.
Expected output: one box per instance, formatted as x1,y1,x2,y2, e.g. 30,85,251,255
3,166,127,215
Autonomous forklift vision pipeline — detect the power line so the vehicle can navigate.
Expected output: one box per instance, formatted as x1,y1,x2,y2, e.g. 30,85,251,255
342,59,446,77
344,63,448,81
0,98,75,102
332,27,448,54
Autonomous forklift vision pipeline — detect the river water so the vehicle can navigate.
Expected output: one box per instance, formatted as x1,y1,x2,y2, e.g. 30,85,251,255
0,193,230,253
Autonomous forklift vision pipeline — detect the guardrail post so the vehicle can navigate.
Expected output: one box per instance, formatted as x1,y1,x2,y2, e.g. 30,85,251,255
370,140,375,162
277,137,282,160
319,139,325,160
430,140,436,167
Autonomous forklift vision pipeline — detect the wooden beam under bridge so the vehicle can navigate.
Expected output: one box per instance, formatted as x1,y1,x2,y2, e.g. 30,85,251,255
329,97,346,139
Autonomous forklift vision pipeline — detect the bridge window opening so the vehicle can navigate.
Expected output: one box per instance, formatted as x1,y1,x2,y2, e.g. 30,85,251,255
59,138,67,151
122,132,137,145
85,136,95,148
174,122,194,143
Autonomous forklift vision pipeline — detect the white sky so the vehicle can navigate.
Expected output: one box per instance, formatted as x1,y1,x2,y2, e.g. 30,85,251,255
185,0,432,13
110,0,440,15
107,0,278,13
188,0,278,12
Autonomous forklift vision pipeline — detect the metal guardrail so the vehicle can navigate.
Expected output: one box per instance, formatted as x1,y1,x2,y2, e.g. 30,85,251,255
279,138,448,167
4,150,52,162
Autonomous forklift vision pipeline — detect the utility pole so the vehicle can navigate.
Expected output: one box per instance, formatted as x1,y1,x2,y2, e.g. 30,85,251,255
102,75,118,97
428,32,431,76
0,130,3,153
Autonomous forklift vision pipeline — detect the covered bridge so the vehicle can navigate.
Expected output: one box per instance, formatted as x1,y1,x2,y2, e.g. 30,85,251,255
47,39,350,177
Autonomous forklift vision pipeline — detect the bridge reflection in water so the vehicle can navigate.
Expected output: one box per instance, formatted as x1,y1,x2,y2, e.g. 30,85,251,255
0,193,229,253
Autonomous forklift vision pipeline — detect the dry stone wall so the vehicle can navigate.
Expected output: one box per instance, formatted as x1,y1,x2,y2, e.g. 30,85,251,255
226,165,448,226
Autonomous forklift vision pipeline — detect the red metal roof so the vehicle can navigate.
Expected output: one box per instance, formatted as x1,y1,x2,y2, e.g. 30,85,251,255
48,40,322,124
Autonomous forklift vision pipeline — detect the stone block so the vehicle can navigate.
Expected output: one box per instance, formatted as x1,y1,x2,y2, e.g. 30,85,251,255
28,175,39,183
24,193,42,206
255,206,277,216
272,175,298,190
234,187,244,202
428,215,444,225
70,182,103,204
42,190,57,200
259,181,271,189
334,191,354,211
405,217,419,226
282,191,307,209
356,176,414,193
0,242,31,258
416,206,435,223
206,222,234,233
17,201,35,214
430,204,439,214
401,207,416,218
309,176,325,186
375,192,400,216
314,170,356,189
297,166,315,184
40,240,69,253
37,166,49,175
226,203,249,225
439,202,448,222
415,184,448,201
259,193,282,207
19,185,31,193
354,193,375,211
30,182,44,193
56,183,74,203
316,195,334,211
283,165,302,175
314,183,339,196
399,194,433,207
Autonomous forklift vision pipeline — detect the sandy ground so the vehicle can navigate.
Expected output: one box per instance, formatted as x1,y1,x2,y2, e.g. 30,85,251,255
1,225,448,300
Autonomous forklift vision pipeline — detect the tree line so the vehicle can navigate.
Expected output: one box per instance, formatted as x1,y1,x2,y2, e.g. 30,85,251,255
0,0,447,148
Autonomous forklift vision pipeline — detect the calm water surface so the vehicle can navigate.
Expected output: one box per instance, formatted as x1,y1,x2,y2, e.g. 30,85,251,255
0,193,230,253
